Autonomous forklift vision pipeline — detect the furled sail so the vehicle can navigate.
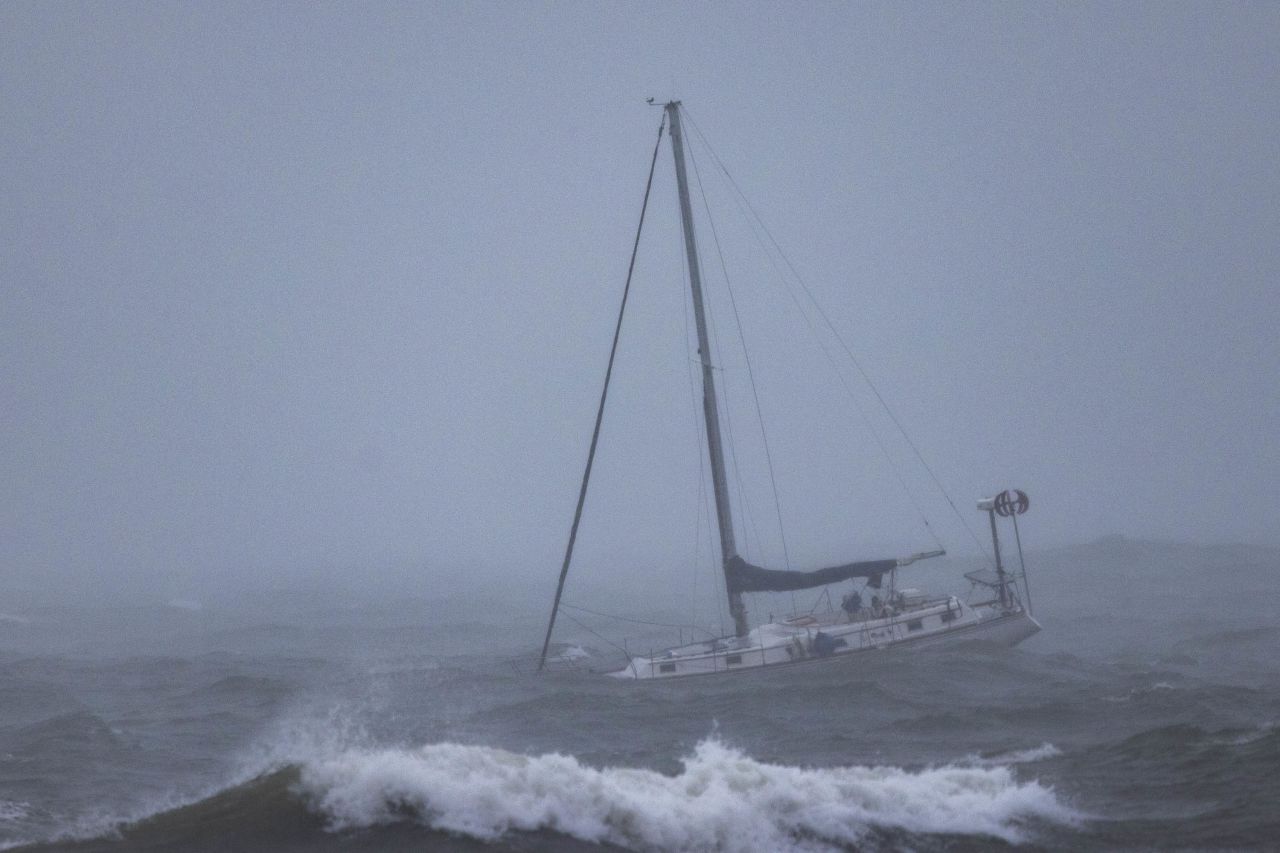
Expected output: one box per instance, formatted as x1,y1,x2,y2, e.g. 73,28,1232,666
725,554,899,593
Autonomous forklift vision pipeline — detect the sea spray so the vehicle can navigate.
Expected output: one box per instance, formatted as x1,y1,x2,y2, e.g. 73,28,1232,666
298,738,1077,851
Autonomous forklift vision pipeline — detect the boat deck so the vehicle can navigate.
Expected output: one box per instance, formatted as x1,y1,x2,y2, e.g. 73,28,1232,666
610,596,1036,680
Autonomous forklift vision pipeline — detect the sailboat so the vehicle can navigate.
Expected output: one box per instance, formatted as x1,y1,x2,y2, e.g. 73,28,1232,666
539,102,1040,680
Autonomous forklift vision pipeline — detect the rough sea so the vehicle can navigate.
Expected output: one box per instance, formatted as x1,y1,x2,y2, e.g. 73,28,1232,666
2,538,1277,851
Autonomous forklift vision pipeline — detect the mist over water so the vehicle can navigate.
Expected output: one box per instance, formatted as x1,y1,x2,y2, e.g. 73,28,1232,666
0,539,1276,851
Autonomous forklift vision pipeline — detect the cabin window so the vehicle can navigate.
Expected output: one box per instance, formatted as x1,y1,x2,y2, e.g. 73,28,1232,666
726,654,742,665
941,609,957,623
658,663,676,674
907,619,923,632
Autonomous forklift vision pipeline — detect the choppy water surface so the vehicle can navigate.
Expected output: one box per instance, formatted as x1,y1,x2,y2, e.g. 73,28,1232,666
1,539,1277,851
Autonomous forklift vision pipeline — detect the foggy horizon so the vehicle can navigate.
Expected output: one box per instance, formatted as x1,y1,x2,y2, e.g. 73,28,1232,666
4,2,1277,606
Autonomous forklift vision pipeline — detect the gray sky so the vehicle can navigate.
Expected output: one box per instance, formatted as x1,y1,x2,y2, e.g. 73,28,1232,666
3,2,1277,602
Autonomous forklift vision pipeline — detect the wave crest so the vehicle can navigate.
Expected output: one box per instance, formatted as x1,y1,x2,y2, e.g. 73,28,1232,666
299,738,1076,850
967,743,1063,766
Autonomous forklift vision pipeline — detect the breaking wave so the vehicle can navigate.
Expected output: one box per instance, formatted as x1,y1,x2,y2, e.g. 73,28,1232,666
298,738,1077,850
9,738,1077,851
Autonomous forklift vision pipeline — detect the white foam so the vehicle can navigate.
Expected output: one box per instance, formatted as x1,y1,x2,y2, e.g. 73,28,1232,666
549,645,591,662
299,738,1077,850
968,743,1062,766
0,800,30,823
1103,682,1179,703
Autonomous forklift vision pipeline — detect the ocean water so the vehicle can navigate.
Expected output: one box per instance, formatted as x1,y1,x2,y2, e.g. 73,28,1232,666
1,539,1277,851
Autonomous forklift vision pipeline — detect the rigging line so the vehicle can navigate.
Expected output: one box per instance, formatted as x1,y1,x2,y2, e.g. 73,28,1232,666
687,180,764,564
558,610,633,664
678,134,761,562
560,602,719,640
688,110,980,562
698,242,761,563
538,112,668,672
692,458,705,634
682,108,989,565
690,398,703,633
708,160,943,552
723,373,762,560
807,586,833,616
686,123,794,582
681,110,940,552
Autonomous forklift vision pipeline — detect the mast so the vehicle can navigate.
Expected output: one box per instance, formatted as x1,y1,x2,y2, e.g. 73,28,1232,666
666,101,749,637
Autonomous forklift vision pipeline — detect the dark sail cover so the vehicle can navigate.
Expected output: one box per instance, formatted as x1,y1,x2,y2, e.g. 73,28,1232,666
725,554,898,593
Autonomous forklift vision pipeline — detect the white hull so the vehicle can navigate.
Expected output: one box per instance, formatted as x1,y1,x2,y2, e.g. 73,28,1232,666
610,599,1039,680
